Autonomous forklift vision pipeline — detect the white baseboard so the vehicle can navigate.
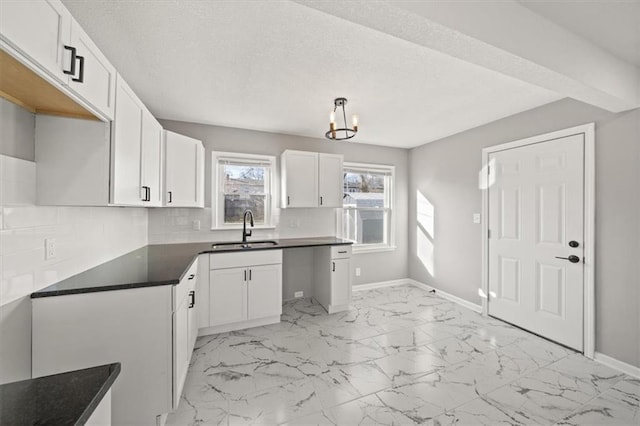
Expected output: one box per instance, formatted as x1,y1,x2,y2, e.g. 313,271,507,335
594,352,640,379
352,279,413,292
407,279,483,313
198,315,280,336
352,278,482,314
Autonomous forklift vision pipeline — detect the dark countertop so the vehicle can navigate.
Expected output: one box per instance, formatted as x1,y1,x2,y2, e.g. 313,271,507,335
32,237,352,298
0,363,120,426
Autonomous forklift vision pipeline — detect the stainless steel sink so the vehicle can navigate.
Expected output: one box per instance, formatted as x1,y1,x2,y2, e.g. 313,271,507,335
211,240,279,250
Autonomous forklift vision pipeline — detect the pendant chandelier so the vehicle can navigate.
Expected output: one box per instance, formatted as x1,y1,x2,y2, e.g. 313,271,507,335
325,97,358,141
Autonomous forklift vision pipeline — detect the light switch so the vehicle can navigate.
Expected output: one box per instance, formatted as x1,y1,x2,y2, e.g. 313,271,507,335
473,213,481,224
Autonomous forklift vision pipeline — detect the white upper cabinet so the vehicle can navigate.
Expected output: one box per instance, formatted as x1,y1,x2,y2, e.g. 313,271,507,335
67,19,116,119
141,110,164,207
281,150,318,208
111,76,144,205
318,153,343,208
281,150,343,208
0,0,71,82
164,131,205,208
0,0,116,120
111,74,163,206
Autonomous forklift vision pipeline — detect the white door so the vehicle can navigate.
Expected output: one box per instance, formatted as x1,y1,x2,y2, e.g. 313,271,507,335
488,134,585,351
247,264,282,320
318,153,344,207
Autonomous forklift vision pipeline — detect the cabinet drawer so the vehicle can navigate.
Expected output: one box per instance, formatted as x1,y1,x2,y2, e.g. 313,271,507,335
210,250,282,270
174,258,198,311
331,245,352,259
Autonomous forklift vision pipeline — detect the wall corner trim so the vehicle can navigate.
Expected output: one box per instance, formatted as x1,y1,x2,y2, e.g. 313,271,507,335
594,352,640,379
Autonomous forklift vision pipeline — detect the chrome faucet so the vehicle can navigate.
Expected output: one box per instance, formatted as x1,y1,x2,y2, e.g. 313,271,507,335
242,209,254,246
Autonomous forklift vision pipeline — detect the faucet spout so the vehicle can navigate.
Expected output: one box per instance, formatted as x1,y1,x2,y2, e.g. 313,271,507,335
242,209,255,245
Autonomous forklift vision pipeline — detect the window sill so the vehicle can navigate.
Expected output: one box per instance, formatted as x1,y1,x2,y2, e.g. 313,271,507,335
352,245,397,254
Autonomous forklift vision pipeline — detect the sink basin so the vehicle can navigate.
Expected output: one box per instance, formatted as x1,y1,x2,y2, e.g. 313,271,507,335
211,240,279,250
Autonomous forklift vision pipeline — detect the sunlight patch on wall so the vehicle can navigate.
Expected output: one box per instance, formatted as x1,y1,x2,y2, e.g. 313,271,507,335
416,190,435,277
417,190,435,238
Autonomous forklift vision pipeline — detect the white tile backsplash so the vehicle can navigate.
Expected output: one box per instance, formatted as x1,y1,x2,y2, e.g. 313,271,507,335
0,154,148,307
148,206,337,244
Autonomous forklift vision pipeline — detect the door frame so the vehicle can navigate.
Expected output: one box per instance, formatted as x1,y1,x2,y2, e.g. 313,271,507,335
480,123,595,358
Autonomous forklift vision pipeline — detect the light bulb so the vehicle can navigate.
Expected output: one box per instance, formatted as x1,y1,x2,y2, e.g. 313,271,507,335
352,114,359,131
329,111,336,124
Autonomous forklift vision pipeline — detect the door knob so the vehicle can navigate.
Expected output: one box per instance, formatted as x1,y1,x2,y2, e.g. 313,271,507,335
569,241,579,248
556,255,581,263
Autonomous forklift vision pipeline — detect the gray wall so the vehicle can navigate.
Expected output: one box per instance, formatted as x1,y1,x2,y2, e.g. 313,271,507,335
0,98,35,160
159,120,410,288
408,98,640,368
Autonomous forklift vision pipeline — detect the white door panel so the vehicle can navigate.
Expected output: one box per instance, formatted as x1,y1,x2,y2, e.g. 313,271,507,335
488,134,584,351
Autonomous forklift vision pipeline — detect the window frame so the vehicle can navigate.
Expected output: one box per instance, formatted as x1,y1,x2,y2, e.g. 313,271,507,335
211,151,276,230
339,162,396,253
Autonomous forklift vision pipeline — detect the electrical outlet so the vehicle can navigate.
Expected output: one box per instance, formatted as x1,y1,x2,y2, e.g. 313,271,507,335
473,213,481,224
294,291,304,298
192,220,201,230
355,267,361,277
45,238,56,260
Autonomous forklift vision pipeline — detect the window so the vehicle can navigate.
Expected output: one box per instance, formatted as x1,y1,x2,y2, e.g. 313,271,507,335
212,152,276,229
340,162,395,251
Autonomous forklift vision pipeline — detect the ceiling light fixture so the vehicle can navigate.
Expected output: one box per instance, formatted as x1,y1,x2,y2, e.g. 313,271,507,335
326,97,358,141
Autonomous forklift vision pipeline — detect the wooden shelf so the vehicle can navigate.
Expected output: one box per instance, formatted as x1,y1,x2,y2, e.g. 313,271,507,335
0,49,98,120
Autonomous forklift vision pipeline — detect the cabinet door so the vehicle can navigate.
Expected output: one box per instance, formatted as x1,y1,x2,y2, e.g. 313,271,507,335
0,0,71,83
111,76,143,205
318,153,343,208
172,297,189,409
210,268,246,326
247,264,282,320
68,19,116,120
282,151,318,208
165,131,204,207
331,258,351,307
141,111,163,206
187,284,198,354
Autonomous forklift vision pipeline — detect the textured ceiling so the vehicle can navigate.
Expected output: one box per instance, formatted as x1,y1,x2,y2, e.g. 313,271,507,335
519,0,640,67
62,0,564,148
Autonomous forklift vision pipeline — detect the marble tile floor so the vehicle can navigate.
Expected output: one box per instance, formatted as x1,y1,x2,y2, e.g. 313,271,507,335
166,285,639,425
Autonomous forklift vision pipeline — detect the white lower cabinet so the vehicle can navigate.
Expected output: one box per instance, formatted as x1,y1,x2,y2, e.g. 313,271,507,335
210,267,246,326
32,259,200,425
172,258,198,410
32,286,173,426
206,250,282,333
313,245,352,313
